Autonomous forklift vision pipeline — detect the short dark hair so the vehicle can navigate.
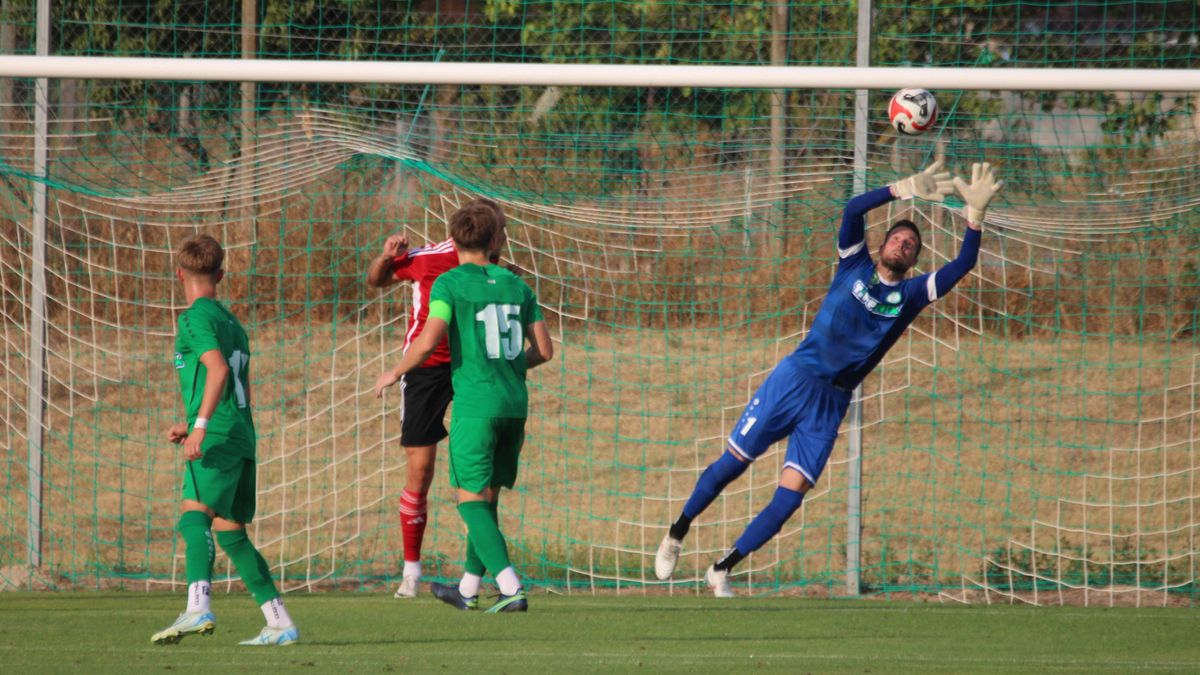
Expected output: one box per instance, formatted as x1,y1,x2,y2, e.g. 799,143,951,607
471,197,507,231
884,219,922,255
449,201,503,252
176,234,224,275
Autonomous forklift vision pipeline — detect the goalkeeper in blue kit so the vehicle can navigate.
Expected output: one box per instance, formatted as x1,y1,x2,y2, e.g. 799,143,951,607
655,162,1003,596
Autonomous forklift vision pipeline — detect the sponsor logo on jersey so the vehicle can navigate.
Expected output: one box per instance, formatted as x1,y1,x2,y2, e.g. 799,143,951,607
852,279,902,317
174,352,185,369
887,291,902,304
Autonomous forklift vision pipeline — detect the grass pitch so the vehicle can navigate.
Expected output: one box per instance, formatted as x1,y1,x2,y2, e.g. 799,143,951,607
2,592,1198,673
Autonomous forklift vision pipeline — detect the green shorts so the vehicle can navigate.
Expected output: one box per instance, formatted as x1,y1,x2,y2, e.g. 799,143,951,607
182,448,257,524
448,416,526,494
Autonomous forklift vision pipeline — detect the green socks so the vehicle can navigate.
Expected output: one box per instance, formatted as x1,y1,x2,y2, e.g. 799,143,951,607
464,541,487,577
178,517,279,608
178,511,214,584
458,500,512,577
215,529,279,606
462,500,500,576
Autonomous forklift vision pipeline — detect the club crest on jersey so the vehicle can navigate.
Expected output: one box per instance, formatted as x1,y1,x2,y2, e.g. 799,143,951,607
852,279,902,317
174,352,184,369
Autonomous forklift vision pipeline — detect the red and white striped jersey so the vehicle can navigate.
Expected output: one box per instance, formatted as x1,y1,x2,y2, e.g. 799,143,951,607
391,238,458,368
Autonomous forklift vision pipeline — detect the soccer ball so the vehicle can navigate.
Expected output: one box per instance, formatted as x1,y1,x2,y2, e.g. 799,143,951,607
888,88,939,135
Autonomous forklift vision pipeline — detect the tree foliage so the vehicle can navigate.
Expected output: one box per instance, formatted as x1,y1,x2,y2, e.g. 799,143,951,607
1,1,1195,159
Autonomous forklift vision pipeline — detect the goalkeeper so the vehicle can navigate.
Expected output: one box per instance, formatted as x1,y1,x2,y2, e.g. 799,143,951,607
655,161,1003,596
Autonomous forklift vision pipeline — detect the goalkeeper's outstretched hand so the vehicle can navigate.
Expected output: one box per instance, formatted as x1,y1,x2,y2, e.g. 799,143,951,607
891,159,954,202
954,162,1004,227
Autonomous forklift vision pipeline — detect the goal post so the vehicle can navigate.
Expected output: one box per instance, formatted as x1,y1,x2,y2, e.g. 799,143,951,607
1,56,1199,91
2,24,1199,605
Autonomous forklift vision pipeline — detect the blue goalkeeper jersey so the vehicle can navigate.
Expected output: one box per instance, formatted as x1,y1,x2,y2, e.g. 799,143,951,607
788,186,981,390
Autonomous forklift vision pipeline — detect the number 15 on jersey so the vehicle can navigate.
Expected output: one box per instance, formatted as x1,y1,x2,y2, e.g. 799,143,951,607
475,303,523,360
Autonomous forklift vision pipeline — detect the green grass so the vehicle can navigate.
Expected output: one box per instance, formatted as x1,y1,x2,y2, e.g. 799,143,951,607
2,593,1199,673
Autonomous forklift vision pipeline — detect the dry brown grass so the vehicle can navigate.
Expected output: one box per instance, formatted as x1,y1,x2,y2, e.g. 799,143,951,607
1,312,1195,601
1,112,1198,602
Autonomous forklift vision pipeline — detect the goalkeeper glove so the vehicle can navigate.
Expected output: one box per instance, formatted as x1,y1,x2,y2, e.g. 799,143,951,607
891,159,954,202
953,162,1004,225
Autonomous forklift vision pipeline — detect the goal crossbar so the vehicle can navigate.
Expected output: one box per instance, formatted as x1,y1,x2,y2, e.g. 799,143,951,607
0,56,1197,91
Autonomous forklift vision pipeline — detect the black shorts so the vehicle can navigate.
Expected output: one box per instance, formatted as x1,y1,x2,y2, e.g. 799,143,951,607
400,363,453,446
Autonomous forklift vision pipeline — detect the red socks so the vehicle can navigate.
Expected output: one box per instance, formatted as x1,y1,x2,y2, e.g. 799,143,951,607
399,489,429,567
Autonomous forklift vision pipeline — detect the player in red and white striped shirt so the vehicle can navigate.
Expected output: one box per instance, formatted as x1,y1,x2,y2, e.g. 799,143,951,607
366,198,507,598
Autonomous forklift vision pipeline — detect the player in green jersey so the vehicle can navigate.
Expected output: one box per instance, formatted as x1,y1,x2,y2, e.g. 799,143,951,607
151,234,299,646
375,201,553,613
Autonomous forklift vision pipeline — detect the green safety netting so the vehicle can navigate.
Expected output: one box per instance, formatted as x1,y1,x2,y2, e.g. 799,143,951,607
0,1,1198,604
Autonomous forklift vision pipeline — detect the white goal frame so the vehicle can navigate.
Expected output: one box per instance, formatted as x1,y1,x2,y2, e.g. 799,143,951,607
5,28,1200,597
1,55,1198,91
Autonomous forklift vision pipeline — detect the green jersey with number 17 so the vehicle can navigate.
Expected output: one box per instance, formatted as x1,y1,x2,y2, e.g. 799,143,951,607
174,296,256,457
428,263,544,419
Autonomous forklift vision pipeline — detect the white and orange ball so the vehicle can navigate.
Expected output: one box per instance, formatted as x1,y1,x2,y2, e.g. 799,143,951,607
888,88,939,135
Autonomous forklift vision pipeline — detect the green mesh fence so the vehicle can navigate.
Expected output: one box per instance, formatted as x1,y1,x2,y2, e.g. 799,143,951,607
1,2,1198,605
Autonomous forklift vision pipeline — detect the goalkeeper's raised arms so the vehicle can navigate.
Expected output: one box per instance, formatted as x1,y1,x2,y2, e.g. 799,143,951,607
890,160,954,202
953,162,1004,227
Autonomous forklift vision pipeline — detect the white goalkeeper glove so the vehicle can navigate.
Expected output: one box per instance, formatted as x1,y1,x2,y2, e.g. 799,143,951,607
890,159,954,202
953,162,1004,225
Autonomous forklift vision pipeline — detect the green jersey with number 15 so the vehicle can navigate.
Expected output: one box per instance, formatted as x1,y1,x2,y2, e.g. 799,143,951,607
174,296,256,457
429,263,544,419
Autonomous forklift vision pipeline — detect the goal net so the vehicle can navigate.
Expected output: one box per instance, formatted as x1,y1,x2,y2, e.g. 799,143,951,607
1,2,1198,605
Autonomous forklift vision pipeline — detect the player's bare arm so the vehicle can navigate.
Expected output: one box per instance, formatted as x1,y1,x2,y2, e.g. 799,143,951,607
182,349,230,461
525,320,553,369
366,233,409,288
374,317,449,397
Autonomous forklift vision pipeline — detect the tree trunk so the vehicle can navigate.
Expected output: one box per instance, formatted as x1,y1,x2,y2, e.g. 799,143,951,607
241,0,257,221
768,0,789,258
0,0,15,135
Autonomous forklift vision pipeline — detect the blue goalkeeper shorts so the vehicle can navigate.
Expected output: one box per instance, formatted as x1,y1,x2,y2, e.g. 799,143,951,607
726,357,852,486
